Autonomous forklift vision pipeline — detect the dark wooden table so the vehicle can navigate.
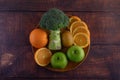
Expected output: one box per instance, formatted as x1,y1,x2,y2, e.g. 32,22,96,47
0,0,120,80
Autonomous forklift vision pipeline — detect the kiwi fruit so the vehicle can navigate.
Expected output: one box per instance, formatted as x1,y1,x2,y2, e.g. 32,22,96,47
61,30,74,47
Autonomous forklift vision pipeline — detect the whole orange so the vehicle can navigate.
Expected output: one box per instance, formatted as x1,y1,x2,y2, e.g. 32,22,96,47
29,28,48,48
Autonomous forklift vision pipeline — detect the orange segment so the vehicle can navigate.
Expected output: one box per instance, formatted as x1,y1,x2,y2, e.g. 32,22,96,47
72,27,90,36
34,48,52,66
73,33,90,48
70,21,88,33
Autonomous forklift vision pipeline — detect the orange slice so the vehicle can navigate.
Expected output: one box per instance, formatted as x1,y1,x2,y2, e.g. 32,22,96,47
72,27,90,36
73,33,90,48
69,16,81,24
68,16,81,29
34,48,52,66
70,21,88,33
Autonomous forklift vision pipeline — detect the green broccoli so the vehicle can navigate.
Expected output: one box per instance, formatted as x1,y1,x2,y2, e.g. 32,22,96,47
40,8,69,50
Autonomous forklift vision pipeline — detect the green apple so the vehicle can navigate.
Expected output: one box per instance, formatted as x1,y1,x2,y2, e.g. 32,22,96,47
50,52,68,69
67,45,85,62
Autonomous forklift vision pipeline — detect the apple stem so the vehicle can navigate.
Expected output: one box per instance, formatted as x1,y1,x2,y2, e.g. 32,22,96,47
57,57,60,60
74,50,78,54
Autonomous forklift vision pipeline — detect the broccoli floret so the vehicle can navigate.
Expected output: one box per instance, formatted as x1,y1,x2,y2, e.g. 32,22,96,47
40,8,69,30
39,8,69,50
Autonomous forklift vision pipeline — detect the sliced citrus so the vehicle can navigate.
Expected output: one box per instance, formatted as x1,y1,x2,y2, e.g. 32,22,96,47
34,48,52,66
73,33,90,48
70,21,88,33
68,16,81,29
72,27,90,36
69,16,81,24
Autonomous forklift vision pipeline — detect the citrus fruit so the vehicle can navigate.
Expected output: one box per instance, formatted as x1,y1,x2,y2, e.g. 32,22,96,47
29,28,48,48
67,16,81,29
72,27,90,36
70,21,88,33
34,48,52,66
73,33,90,48
69,16,81,24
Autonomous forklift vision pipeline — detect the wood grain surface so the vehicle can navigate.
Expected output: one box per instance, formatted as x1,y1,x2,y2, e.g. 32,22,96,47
0,0,120,80
0,0,120,12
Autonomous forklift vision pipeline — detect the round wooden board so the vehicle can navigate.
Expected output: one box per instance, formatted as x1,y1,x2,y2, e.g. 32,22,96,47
31,15,90,72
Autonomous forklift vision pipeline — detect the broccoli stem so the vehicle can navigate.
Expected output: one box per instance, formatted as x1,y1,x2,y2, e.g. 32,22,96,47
48,30,61,50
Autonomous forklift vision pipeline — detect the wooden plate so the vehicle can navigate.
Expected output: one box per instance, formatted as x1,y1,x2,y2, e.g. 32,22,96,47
31,15,90,72
32,42,90,72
